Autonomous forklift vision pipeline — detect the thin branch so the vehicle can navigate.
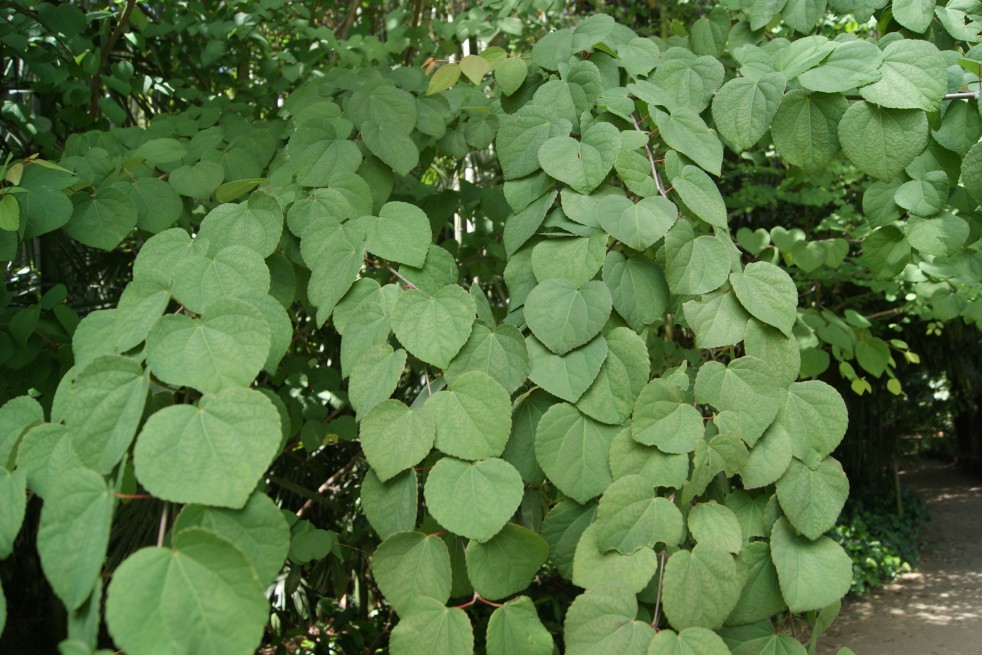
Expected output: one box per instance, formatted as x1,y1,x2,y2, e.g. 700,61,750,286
651,548,669,630
90,0,138,116
403,0,425,66
156,502,169,547
295,453,361,518
387,265,420,290
631,113,669,198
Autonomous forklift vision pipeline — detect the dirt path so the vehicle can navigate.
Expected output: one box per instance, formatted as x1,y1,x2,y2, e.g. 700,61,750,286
817,459,982,655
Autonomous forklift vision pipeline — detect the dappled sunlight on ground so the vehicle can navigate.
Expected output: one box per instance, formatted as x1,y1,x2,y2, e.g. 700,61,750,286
818,460,982,655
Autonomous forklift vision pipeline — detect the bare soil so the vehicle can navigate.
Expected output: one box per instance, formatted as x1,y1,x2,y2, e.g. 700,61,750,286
817,458,982,655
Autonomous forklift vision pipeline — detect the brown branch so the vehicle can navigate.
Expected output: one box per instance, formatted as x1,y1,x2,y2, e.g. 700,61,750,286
90,0,138,116
631,113,669,197
403,0,425,66
295,453,361,518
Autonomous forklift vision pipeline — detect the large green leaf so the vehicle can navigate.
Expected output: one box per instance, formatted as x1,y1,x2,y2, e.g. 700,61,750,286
349,345,407,420
771,91,847,173
647,48,725,113
465,523,548,600
603,252,670,332
424,457,524,542
486,596,554,655
64,187,137,251
0,469,26,559
776,457,849,540
688,502,743,554
527,335,607,403
389,598,474,655
859,39,946,111
171,244,270,314
497,105,573,180
683,289,750,349
392,285,476,368
172,491,290,587
595,474,684,554
361,468,418,540
664,223,732,295
364,201,432,268
196,192,283,258
525,279,612,355
655,109,724,176
649,628,731,655
892,0,936,31
632,378,704,454
303,220,367,326
894,171,949,218
609,428,690,489
361,121,419,176
0,395,45,468
105,528,268,655
905,212,969,257
779,381,848,468
541,500,597,579
59,355,148,474
572,523,658,592
838,102,929,180
15,424,84,499
694,356,783,445
672,165,728,228
360,400,435,482
427,371,512,460
134,387,281,508
730,262,798,337
577,327,650,425
535,403,617,504
539,122,620,195
597,195,678,251
741,423,794,489
744,320,801,388
446,323,529,395
711,72,785,150
531,232,608,286
727,541,787,625
796,40,882,93
145,297,271,394
371,532,452,615
770,518,851,612
112,279,171,351
662,544,742,630
563,586,655,655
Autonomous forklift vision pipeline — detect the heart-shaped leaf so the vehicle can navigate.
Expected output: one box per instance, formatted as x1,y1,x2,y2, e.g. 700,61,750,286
538,121,621,194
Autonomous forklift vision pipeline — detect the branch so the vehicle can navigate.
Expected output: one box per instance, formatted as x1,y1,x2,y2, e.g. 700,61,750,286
631,113,669,198
90,0,138,116
295,453,361,518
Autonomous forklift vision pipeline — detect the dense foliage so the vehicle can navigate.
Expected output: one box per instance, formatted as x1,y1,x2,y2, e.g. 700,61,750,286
1,0,981,654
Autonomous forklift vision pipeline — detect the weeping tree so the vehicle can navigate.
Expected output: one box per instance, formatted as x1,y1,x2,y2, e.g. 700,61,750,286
1,0,981,653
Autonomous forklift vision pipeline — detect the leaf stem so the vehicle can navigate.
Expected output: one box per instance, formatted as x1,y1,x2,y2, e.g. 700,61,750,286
631,113,669,198
652,548,668,630
156,502,169,547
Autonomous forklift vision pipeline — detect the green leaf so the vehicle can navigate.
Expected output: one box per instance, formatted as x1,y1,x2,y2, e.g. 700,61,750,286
365,201,432,268
15,424,84,499
572,524,658,592
486,596,554,655
727,541,787,625
428,63,462,95
360,400,435,483
465,523,548,600
294,138,362,187
664,224,732,296
216,178,266,203
424,457,524,542
134,137,187,166
672,165,728,228
428,371,512,460
525,279,612,355
655,110,724,176
894,171,948,217
349,345,407,420
892,0,936,31
632,378,704,454
173,492,290,587
532,232,608,286
854,336,891,377
446,323,529,395
372,532,452,615
648,48,725,114
730,261,798,338
776,457,849,540
497,105,573,180
501,390,550,485
538,121,621,194
778,381,848,469
64,187,137,251
393,285,476,368
962,141,982,206
771,91,847,173
649,628,731,655
112,280,170,352
504,189,558,257
859,40,946,111
905,212,969,257
0,395,44,469
0,469,27,559
609,428,690,489
688,502,742,554
597,195,678,251
684,431,749,504
578,327,650,425
494,58,529,96
361,468,418,540
303,220,367,326
460,54,492,84
172,244,271,314
106,528,268,655
683,288,751,349
400,245,459,295
37,468,113,612
933,99,982,156
389,598,474,655
0,194,19,232
169,160,225,199
59,355,149,474
781,0,827,32
770,518,851,612
595,474,684,554
838,102,929,180
18,184,73,238
361,121,419,176
618,37,661,76
711,73,785,150
741,423,794,489
535,403,618,504
134,387,281,508
696,354,785,444
861,225,911,279
541,500,597,579
796,40,882,93
563,586,655,655
146,297,272,394
197,192,283,258
662,544,742,630
603,252,669,331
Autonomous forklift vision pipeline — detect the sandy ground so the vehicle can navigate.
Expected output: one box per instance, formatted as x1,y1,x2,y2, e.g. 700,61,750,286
817,459,982,655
